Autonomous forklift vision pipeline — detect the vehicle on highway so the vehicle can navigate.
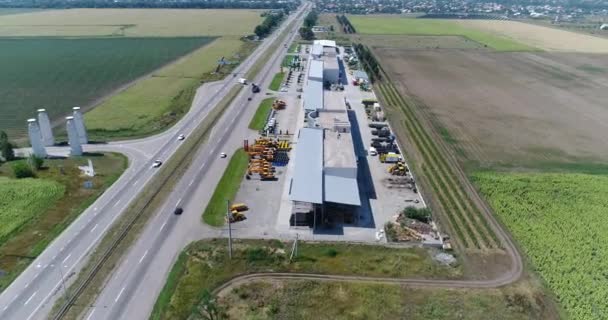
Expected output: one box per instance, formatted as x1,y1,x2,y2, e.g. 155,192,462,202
177,134,185,141
174,207,183,215
152,160,163,168
238,78,248,85
251,83,260,93
220,152,227,158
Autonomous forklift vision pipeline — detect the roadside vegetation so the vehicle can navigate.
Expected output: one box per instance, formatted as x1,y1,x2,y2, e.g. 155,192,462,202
376,75,499,250
472,171,608,319
150,239,461,320
348,16,535,51
249,98,274,130
0,152,127,292
221,280,551,320
268,72,285,91
202,149,250,226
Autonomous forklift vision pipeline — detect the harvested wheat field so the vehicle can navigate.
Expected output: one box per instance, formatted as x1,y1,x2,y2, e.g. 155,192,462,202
457,20,608,53
376,49,608,168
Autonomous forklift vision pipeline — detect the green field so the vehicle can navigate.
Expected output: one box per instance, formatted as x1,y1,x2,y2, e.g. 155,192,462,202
222,280,550,320
348,16,535,51
0,153,127,291
249,98,274,130
268,71,285,91
472,171,608,320
0,37,212,139
0,177,64,244
202,149,250,226
151,239,460,320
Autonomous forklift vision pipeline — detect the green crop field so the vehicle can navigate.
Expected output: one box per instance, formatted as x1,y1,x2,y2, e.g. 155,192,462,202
0,37,213,139
0,177,64,244
348,16,535,51
472,171,608,320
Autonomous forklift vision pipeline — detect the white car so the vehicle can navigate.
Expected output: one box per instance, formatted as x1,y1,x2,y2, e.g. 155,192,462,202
220,153,227,158
152,160,163,168
177,134,185,141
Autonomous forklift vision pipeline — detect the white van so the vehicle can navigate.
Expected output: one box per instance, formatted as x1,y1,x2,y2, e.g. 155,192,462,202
369,147,378,156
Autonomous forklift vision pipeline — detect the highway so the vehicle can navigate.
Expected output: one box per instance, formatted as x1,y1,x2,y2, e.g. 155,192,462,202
85,6,309,320
0,5,307,320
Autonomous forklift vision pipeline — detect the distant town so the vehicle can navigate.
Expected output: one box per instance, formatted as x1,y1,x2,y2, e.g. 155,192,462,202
314,0,608,21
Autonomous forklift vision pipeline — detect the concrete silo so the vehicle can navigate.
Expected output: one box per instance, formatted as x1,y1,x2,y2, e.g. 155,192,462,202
66,116,83,156
72,107,88,144
27,119,47,158
37,108,55,146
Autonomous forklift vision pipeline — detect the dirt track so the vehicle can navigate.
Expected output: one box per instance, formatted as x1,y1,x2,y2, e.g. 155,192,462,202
375,49,608,168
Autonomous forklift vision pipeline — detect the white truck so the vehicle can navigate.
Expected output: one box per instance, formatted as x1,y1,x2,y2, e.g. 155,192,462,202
238,78,248,85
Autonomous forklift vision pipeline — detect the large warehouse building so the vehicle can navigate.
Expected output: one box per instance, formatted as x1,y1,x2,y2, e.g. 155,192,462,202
289,41,360,228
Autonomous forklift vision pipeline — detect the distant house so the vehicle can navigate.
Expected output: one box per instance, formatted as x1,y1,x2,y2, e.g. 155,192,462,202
312,25,328,33
600,24,608,30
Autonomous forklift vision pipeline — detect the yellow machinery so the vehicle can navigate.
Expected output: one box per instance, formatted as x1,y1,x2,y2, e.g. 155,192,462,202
230,203,248,212
388,161,409,176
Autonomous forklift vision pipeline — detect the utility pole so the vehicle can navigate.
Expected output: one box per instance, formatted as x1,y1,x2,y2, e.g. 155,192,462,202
226,200,233,259
290,233,299,262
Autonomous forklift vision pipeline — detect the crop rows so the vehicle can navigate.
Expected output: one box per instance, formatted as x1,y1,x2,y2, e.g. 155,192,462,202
0,177,65,245
376,78,499,250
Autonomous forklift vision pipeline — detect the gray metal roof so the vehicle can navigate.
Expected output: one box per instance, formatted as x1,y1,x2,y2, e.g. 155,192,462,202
303,79,324,111
324,172,361,206
289,128,324,204
311,43,323,56
308,59,324,80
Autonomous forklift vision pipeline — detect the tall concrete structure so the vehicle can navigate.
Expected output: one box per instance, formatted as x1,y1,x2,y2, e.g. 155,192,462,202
27,119,47,158
37,108,54,146
72,107,88,144
66,116,83,156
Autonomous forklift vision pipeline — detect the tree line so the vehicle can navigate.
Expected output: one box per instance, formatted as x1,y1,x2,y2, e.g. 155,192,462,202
336,14,356,33
298,10,318,40
0,0,299,10
254,10,286,38
353,43,382,82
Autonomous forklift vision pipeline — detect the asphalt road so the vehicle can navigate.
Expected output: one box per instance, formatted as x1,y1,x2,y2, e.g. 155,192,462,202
0,5,307,320
85,7,309,320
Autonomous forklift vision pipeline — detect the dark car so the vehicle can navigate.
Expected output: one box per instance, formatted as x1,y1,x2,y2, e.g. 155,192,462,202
174,207,183,215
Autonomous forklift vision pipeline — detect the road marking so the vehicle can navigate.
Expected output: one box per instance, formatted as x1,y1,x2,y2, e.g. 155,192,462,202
85,309,95,320
176,198,182,206
138,250,149,264
133,178,140,186
159,221,167,231
90,224,98,233
24,292,37,306
188,179,195,187
24,282,29,288
115,287,126,302
113,200,121,208
59,246,64,252
62,254,72,264
93,207,97,211
201,161,207,168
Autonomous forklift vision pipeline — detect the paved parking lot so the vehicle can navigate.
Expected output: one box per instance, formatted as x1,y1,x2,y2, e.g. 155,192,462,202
231,44,426,243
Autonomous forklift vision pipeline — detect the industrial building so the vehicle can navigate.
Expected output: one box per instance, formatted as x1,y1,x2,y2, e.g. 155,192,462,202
289,41,360,228
310,40,340,84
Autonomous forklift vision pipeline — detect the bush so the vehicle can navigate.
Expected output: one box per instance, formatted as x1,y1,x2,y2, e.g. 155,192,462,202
403,206,431,223
12,161,35,179
28,154,44,170
324,248,338,257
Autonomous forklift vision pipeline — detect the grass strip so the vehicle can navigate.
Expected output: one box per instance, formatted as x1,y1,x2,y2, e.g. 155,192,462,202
202,149,249,227
51,85,242,320
151,239,462,319
268,72,285,91
249,98,274,130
